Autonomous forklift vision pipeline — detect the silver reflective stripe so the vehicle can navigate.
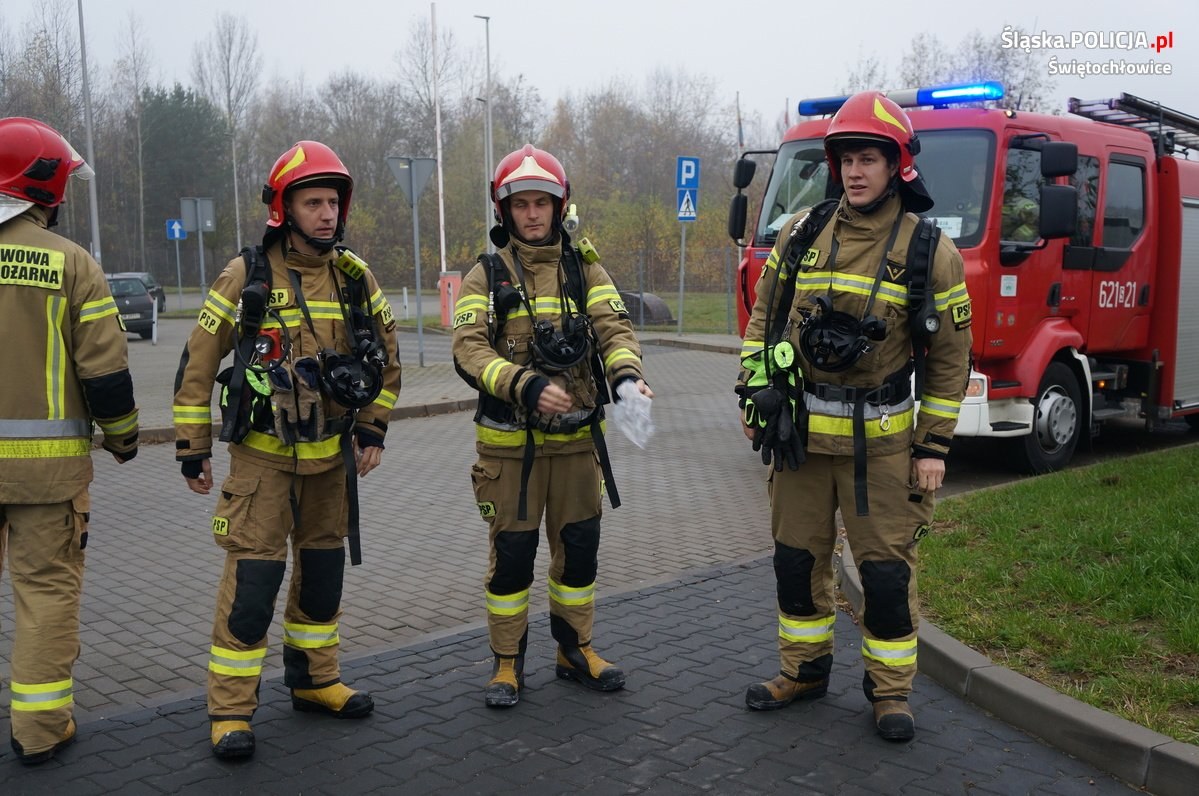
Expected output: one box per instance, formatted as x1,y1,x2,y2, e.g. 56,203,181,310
804,394,915,419
0,418,91,437
12,687,71,705
211,653,261,671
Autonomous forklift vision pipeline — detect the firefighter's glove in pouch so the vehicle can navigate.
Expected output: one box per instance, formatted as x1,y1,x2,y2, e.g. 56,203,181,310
270,358,324,444
747,387,802,471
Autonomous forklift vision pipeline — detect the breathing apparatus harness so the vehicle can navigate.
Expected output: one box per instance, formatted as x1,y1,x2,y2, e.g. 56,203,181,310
218,243,386,565
477,230,620,521
743,198,943,516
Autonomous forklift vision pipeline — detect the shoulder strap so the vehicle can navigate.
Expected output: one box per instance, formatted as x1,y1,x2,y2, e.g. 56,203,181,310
905,217,942,396
219,245,271,443
562,244,587,315
766,198,838,345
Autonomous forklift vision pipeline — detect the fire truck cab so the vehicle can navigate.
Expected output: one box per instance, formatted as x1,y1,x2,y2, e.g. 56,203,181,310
729,83,1199,473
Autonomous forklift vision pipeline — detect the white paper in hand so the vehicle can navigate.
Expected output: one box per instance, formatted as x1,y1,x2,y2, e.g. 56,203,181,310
610,380,654,449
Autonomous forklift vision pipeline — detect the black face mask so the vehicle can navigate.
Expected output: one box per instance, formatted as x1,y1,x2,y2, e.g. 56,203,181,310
530,314,592,374
800,296,886,373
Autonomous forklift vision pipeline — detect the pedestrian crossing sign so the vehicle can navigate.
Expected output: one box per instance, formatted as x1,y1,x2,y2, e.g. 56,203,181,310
677,189,697,222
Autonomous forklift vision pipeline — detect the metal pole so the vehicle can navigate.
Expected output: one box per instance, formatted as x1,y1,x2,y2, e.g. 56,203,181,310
76,0,102,265
677,225,687,336
726,247,733,335
477,97,489,247
413,200,426,368
637,251,645,331
174,238,183,309
231,133,243,251
197,223,207,291
431,3,447,275
475,14,494,254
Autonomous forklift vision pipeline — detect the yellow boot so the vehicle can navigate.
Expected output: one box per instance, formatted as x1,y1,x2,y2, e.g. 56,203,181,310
11,718,77,766
555,645,625,691
484,655,524,708
291,682,374,718
210,720,254,759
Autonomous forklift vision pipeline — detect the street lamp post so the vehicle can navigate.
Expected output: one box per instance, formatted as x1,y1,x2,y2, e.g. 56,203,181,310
477,97,490,246
475,14,494,253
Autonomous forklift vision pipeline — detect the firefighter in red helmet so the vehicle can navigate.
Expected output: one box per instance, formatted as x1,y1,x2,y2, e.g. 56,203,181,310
0,117,139,764
736,92,972,740
173,140,401,758
452,144,653,707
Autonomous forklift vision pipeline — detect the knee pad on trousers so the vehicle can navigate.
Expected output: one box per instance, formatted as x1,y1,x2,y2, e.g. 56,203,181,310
229,559,286,645
559,516,600,587
298,547,345,622
489,530,538,595
773,541,817,616
859,559,913,639
550,613,580,648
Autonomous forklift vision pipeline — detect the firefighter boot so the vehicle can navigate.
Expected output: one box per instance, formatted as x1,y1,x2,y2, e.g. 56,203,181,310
745,673,829,711
210,720,255,760
291,682,375,718
555,644,626,691
11,719,77,766
484,655,525,708
873,699,916,741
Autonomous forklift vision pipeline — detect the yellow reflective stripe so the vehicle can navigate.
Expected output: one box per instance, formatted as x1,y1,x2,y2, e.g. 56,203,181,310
373,389,398,411
456,294,488,313
603,347,638,369
369,288,387,313
241,430,341,459
96,409,138,436
481,358,510,395
10,679,73,712
486,588,530,616
533,296,564,314
45,295,67,419
202,299,235,325
79,296,118,322
299,300,347,320
548,578,595,607
861,637,917,667
778,615,836,643
935,282,969,311
209,645,266,677
0,438,90,458
174,404,213,424
475,422,600,447
586,285,620,310
261,314,302,330
764,251,780,272
740,340,765,361
807,407,914,438
919,395,961,419
283,622,339,649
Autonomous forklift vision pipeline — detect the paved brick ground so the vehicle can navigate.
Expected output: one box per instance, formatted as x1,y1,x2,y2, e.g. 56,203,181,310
0,560,1135,793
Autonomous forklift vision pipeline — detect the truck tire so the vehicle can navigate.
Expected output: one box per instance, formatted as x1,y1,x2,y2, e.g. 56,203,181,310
1015,362,1082,474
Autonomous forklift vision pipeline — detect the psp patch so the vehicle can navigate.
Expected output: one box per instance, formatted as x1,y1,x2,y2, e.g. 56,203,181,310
800,248,820,267
608,298,627,314
196,308,222,335
212,516,230,536
952,300,972,329
911,523,931,544
268,288,290,307
454,310,477,329
477,501,496,519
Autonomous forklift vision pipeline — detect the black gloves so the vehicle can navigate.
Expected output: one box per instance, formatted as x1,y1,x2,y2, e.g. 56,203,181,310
748,387,803,472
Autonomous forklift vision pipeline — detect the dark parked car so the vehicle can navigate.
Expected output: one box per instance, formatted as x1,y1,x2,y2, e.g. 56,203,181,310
106,276,155,339
110,270,165,312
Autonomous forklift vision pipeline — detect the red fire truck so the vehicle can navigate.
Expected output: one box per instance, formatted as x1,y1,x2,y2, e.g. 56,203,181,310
728,83,1199,473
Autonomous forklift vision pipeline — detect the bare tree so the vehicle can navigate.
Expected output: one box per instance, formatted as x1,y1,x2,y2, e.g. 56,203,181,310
192,13,260,250
114,12,153,270
839,47,889,96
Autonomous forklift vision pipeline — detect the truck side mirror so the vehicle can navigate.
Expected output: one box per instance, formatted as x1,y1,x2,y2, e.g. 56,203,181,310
1040,142,1078,178
728,194,748,243
733,158,756,190
1039,183,1077,239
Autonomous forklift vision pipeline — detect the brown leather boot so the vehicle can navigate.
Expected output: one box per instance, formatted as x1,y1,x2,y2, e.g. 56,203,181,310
745,674,829,711
291,682,374,718
555,645,626,691
873,699,916,740
484,655,524,708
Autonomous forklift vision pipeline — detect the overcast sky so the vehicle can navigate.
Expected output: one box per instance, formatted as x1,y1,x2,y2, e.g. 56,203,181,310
74,0,1197,132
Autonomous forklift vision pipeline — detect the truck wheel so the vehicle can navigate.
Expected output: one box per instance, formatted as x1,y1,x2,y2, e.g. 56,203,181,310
1186,414,1199,431
1017,362,1082,474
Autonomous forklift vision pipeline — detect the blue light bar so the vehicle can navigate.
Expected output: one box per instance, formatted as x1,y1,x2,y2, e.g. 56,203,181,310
917,81,1005,105
796,81,1006,118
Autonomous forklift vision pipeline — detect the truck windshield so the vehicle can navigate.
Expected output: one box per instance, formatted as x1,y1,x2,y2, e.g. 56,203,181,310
754,130,995,250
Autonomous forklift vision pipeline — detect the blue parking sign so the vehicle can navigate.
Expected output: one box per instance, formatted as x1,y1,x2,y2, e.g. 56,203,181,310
676,157,700,190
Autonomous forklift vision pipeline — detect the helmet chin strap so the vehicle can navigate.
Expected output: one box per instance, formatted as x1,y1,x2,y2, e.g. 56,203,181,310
286,216,343,254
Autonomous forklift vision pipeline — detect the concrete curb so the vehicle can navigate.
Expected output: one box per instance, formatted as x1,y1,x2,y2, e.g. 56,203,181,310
836,542,1199,795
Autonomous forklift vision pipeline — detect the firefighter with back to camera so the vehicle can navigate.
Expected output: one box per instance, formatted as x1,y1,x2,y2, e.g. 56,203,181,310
173,141,401,759
0,116,139,765
452,145,653,708
736,92,972,740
